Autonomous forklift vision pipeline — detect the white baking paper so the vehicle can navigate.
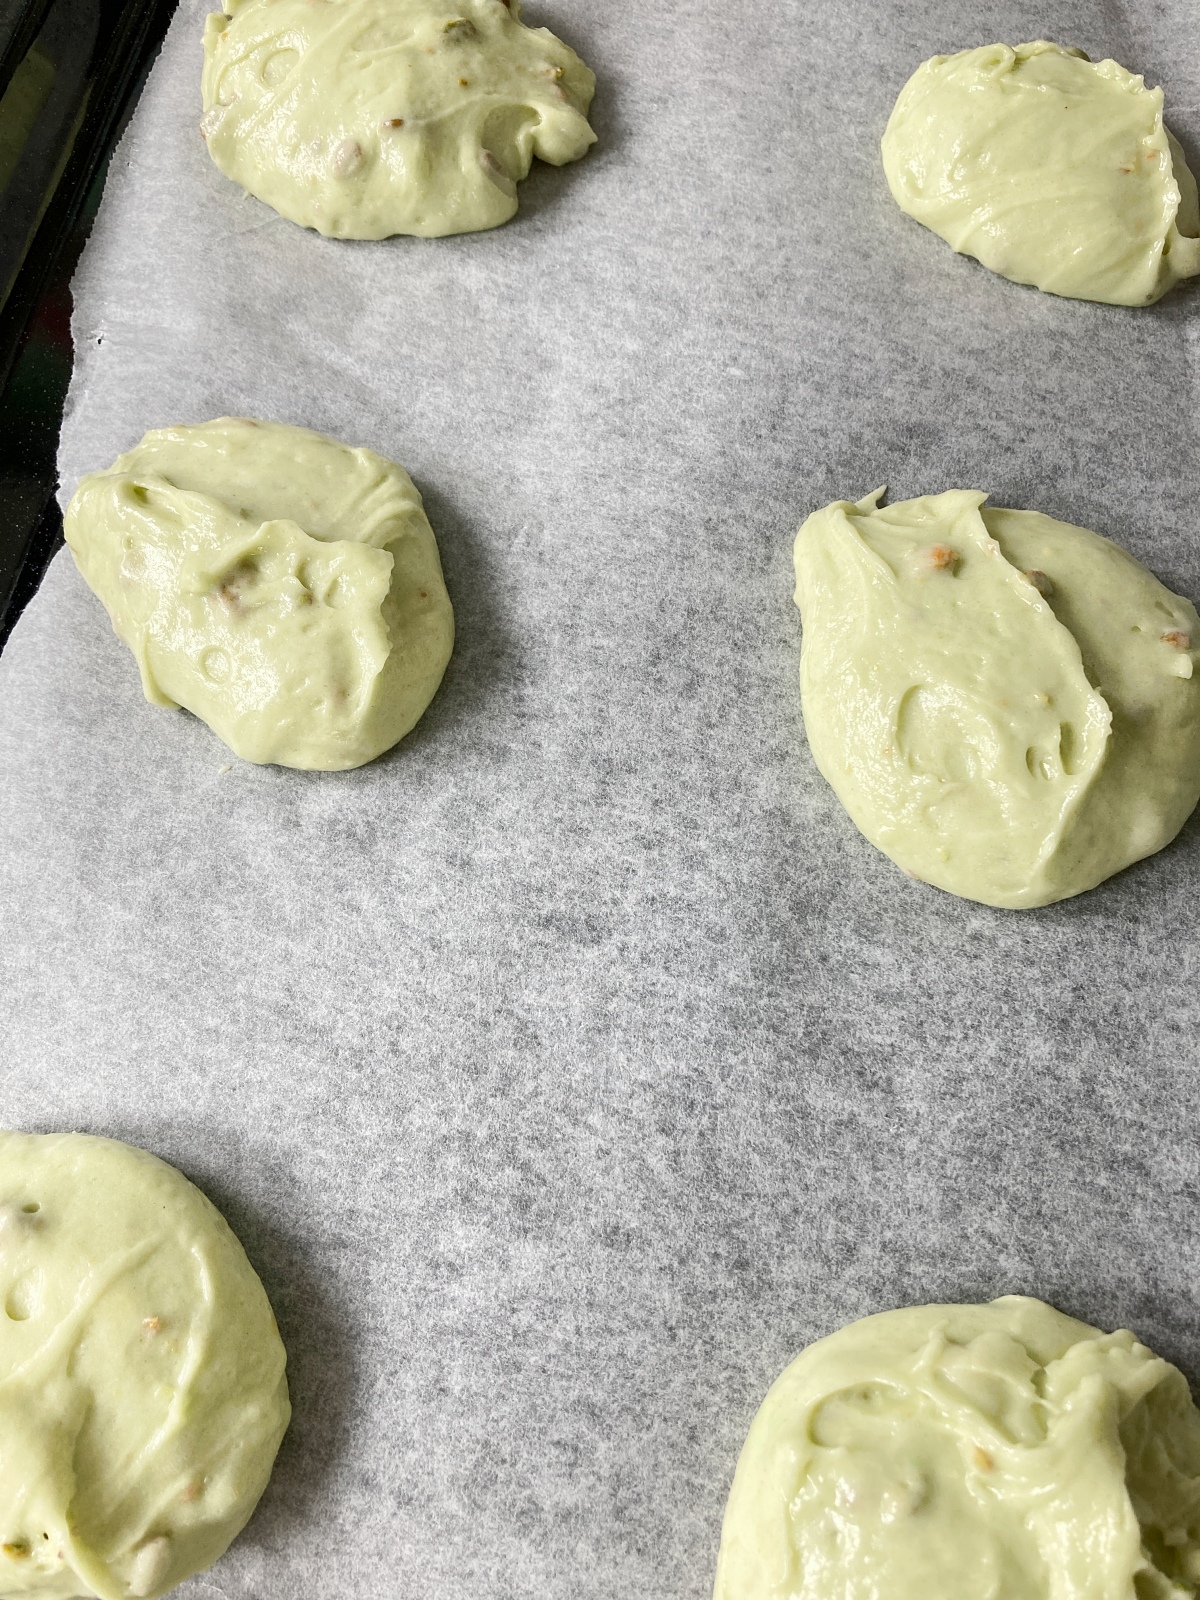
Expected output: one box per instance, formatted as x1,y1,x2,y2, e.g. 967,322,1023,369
3,1,1200,1595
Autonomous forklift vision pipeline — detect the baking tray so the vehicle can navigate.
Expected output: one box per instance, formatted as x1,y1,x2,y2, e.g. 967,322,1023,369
2,1,1199,1596
0,0,174,649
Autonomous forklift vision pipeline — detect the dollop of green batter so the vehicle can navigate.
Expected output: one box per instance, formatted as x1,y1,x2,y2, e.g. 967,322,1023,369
0,1130,289,1600
793,490,1200,908
881,42,1200,305
200,0,596,238
65,418,455,770
715,1297,1200,1600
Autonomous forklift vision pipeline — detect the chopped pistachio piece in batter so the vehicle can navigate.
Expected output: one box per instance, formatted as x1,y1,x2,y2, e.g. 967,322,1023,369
0,1130,289,1600
200,0,596,238
882,42,1200,305
65,417,455,770
793,489,1200,908
715,1296,1200,1600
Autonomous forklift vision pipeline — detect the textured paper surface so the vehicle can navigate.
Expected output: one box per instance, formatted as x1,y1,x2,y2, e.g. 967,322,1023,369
3,2,1200,1595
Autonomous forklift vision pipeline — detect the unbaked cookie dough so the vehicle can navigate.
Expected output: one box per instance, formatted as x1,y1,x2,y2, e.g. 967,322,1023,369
0,1129,289,1600
65,418,455,770
715,1296,1200,1600
793,489,1200,908
200,0,596,238
881,42,1200,305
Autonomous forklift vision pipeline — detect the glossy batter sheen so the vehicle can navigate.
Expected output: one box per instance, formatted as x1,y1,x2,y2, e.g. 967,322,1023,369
715,1296,1200,1600
200,0,596,238
881,42,1200,305
65,418,455,770
0,1130,289,1600
793,490,1200,908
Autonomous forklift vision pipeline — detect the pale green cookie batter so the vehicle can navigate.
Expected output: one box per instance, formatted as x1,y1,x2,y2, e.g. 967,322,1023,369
0,1130,289,1600
65,418,455,770
200,0,596,238
715,1296,1200,1600
793,490,1200,908
881,42,1200,305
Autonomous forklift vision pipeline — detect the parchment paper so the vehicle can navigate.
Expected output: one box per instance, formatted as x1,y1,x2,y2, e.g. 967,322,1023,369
3,2,1200,1595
